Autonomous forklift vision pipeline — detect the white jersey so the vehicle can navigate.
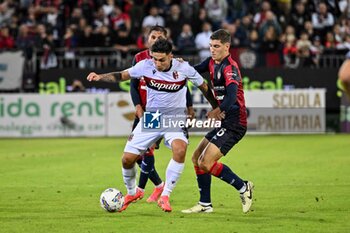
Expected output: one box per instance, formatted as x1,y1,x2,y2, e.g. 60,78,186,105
127,58,204,109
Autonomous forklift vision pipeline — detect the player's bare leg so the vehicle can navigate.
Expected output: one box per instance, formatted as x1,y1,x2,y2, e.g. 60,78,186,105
158,139,187,212
119,152,143,212
182,138,214,213
338,59,350,100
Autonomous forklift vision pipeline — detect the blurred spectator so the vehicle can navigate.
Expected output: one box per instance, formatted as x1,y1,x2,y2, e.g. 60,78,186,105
226,0,246,23
205,0,228,30
16,24,38,59
95,25,113,48
226,19,250,47
165,4,186,44
284,25,296,41
136,26,149,50
324,31,336,50
310,35,324,66
296,30,312,47
157,0,173,17
191,7,210,35
181,0,200,22
296,31,312,56
253,0,271,28
247,29,261,53
283,33,299,68
311,2,334,39
165,27,176,50
78,25,98,47
261,26,281,67
338,18,349,37
296,31,315,67
333,24,345,48
77,0,94,24
246,0,262,16
289,1,310,37
69,8,83,26
337,35,350,50
195,21,212,61
0,0,16,27
0,26,15,49
110,5,131,35
142,6,165,28
129,0,146,33
339,0,350,18
259,11,282,39
7,15,19,39
63,26,78,66
303,20,314,40
276,0,292,18
75,17,88,43
102,0,116,17
113,28,137,54
93,7,109,32
37,24,57,69
177,24,196,55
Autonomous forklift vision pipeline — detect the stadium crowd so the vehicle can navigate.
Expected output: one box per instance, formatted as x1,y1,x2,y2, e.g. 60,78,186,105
0,0,350,68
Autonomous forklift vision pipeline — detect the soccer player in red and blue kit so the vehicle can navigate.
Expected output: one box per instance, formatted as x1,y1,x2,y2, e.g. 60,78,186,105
182,29,254,214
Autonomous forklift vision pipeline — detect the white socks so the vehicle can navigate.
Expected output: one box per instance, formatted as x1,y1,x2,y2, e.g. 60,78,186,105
162,159,185,196
122,165,137,195
239,182,247,194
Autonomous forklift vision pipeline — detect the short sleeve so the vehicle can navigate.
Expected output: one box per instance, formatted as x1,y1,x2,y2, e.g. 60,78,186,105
184,62,204,87
127,60,146,79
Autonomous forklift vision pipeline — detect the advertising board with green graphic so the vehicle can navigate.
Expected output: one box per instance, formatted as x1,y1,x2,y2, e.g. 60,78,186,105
0,90,326,137
0,94,106,137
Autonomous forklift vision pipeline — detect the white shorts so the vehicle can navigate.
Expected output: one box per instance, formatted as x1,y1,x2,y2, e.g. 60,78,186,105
124,119,188,155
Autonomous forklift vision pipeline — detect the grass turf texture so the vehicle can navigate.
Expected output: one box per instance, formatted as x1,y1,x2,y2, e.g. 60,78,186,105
0,135,349,233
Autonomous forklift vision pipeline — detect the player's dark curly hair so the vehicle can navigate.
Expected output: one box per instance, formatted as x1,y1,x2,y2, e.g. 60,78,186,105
210,29,231,44
150,38,172,54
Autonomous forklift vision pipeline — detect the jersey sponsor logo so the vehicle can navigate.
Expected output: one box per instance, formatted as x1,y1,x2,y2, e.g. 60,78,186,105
225,66,240,81
144,77,185,92
225,71,237,77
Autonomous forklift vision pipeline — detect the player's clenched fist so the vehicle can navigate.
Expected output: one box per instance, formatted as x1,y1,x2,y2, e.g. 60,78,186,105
87,72,101,82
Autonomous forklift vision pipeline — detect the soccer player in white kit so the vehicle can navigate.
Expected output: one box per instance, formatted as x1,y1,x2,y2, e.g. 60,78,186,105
87,39,221,212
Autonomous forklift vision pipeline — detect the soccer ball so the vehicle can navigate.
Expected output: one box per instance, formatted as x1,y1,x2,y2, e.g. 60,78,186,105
100,188,124,212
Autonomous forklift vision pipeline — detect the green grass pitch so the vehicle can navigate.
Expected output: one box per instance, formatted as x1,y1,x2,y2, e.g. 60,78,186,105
0,135,349,233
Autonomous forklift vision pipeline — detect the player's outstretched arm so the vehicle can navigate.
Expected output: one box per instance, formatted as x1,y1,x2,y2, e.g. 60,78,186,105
87,70,130,83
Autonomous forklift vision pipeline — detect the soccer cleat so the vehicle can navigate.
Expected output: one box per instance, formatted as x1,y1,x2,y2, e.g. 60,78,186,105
146,183,164,203
240,181,254,213
157,195,172,212
118,188,144,212
181,203,213,213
